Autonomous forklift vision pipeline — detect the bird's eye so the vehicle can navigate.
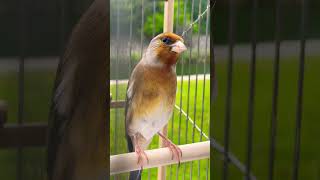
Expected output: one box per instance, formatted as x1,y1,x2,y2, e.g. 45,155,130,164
162,37,173,45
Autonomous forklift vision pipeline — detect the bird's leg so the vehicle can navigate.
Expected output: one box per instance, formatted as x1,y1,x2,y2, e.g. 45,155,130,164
158,132,182,164
133,135,149,169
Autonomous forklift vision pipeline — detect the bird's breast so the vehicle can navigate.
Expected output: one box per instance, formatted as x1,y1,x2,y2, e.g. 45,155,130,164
128,65,177,140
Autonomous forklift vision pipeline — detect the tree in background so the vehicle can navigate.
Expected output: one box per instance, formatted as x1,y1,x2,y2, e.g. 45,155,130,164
143,0,206,39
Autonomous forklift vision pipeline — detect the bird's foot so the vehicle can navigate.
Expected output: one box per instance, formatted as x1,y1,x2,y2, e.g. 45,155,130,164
135,145,149,169
158,132,183,165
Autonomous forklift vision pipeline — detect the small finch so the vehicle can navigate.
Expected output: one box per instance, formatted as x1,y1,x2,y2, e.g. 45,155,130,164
125,32,187,180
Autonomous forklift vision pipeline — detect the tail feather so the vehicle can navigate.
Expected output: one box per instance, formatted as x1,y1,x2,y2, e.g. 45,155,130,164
129,169,142,180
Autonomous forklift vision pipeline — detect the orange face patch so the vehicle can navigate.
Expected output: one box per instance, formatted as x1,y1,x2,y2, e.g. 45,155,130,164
154,32,185,65
157,32,184,43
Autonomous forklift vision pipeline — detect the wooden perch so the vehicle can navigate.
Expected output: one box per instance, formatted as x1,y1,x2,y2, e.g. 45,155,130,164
110,141,210,175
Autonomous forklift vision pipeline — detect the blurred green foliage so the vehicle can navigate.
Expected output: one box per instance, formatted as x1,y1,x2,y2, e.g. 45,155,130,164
143,1,200,38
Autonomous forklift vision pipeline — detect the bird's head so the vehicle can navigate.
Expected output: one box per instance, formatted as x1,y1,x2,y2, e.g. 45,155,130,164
145,32,187,66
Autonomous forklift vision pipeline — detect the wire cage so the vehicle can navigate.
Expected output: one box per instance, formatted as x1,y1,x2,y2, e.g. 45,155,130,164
110,0,211,179
211,0,320,180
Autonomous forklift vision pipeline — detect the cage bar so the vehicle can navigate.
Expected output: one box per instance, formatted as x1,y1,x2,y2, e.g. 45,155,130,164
245,0,257,179
158,0,175,179
268,0,282,179
200,1,210,180
210,0,215,178
128,0,134,73
183,0,195,178
176,0,187,178
292,0,307,179
18,0,27,179
223,0,235,179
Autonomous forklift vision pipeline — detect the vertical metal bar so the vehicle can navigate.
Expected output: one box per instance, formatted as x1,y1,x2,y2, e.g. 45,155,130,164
128,1,134,177
223,0,235,178
205,159,209,180
129,0,133,74
191,0,203,179
245,0,257,179
59,0,63,57
114,0,120,155
149,0,151,173
292,0,307,179
170,1,176,166
175,0,180,34
177,1,187,178
159,1,174,179
192,0,202,144
169,3,176,177
183,0,195,178
59,0,66,57
18,0,26,134
113,1,121,179
127,5,133,177
140,0,144,58
200,0,210,141
18,0,26,178
170,111,174,179
268,0,281,179
210,0,214,179
199,1,210,180
152,0,156,37
151,1,157,176
149,3,154,179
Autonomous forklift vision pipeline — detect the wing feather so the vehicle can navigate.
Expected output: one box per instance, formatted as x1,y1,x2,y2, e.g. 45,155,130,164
47,0,108,179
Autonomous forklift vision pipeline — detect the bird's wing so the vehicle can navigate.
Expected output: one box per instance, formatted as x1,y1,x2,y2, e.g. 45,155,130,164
47,0,108,179
124,64,144,180
124,62,143,152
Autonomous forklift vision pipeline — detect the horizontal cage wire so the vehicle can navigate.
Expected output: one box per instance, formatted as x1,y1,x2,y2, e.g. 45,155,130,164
110,0,211,179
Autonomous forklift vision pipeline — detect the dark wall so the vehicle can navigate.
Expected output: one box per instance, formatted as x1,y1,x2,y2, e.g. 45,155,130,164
0,0,93,57
0,0,319,56
214,0,320,44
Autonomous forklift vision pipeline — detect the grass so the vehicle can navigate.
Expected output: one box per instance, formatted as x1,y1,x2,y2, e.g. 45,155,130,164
0,56,319,179
212,56,320,180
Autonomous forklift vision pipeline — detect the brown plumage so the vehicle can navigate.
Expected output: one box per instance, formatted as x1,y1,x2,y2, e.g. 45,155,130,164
47,0,108,179
125,32,187,180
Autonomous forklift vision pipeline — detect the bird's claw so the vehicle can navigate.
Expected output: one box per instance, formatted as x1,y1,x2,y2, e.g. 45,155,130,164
164,139,183,164
135,146,149,168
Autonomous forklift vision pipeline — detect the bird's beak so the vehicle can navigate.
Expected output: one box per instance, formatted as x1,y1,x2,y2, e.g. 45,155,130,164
171,41,187,54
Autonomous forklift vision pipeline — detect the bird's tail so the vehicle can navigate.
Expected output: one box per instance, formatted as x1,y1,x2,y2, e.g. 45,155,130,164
126,134,142,180
129,169,142,180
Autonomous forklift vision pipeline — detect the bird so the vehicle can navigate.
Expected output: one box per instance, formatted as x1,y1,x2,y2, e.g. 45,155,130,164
125,32,187,180
47,0,108,180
